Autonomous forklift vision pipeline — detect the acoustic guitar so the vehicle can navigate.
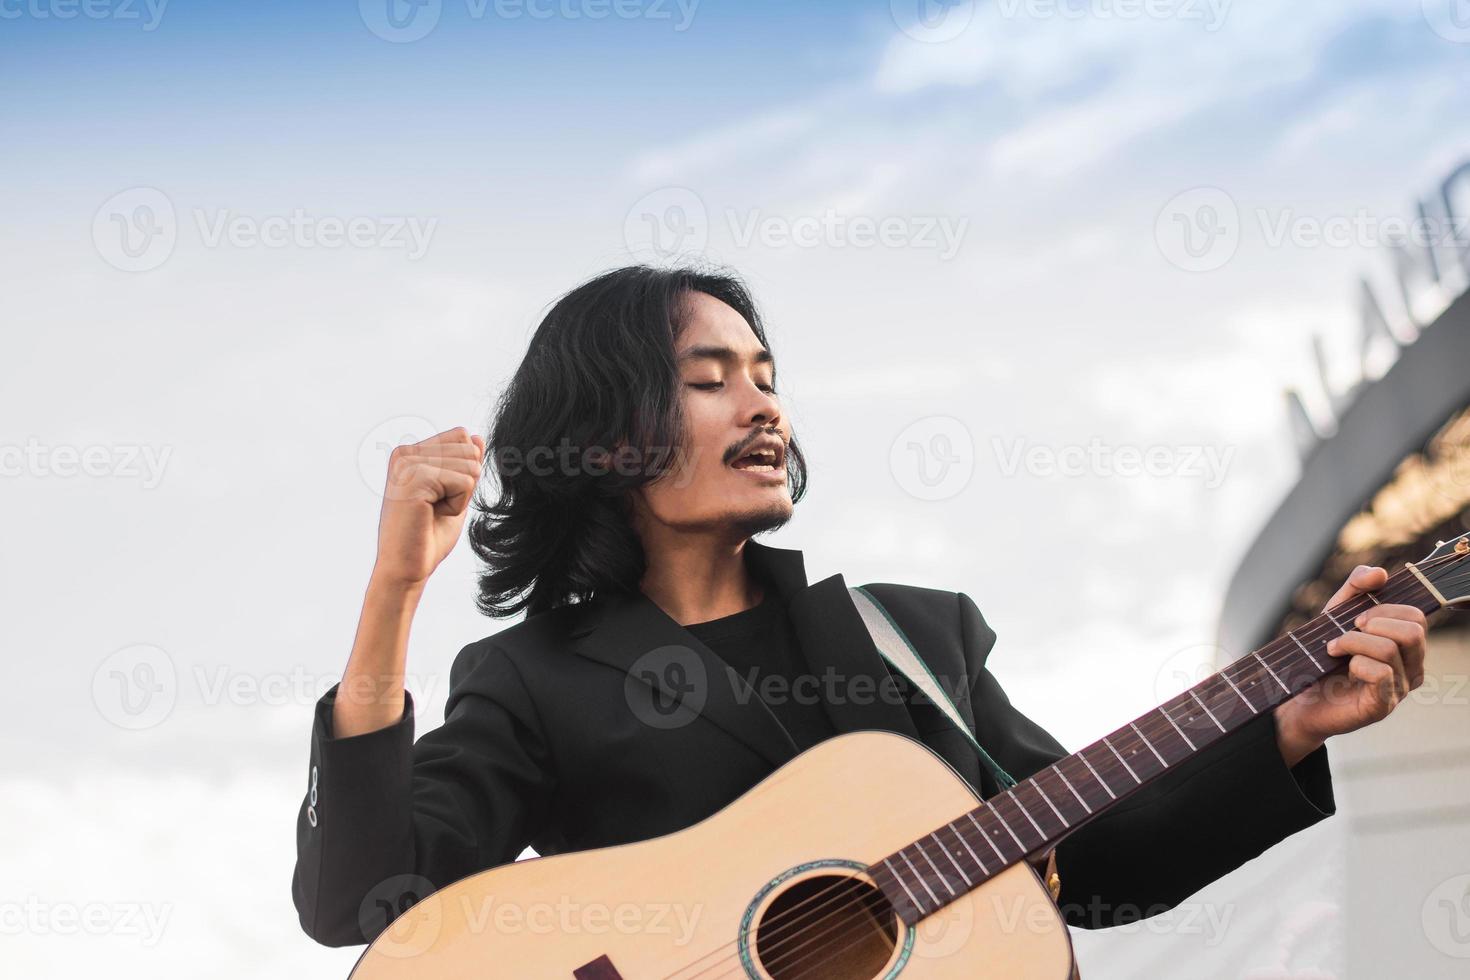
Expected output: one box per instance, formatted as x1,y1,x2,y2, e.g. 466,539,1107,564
346,533,1470,979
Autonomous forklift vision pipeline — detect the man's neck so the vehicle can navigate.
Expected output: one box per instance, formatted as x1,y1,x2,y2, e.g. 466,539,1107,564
637,532,764,626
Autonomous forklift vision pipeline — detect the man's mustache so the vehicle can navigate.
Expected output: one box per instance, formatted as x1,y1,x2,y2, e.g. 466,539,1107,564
724,426,786,467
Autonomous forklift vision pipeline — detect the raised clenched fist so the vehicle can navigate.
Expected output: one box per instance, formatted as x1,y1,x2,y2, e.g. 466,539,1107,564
373,426,486,588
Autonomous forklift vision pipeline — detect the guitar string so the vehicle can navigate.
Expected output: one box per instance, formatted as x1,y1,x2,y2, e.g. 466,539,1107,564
723,559,1469,979
658,560,1457,980
693,580,1421,980
678,579,1421,980
703,568,1451,980
690,593,1381,980
667,570,1446,980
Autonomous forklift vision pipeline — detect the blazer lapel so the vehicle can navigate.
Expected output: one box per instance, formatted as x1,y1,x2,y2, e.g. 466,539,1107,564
786,572,922,744
568,540,922,769
568,571,797,770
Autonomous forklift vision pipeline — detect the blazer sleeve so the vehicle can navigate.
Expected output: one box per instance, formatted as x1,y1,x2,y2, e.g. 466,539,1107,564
290,641,556,947
957,591,1336,929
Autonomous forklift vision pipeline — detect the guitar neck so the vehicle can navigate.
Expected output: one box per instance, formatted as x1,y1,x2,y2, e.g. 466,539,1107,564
872,564,1445,924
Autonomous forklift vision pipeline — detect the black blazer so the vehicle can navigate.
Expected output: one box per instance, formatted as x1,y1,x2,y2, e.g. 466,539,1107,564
292,540,1335,947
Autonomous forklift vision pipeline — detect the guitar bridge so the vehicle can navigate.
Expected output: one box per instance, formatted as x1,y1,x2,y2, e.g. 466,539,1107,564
572,954,625,979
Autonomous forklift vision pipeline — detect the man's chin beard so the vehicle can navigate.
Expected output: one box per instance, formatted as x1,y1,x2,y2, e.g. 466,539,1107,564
728,503,792,539
671,502,792,539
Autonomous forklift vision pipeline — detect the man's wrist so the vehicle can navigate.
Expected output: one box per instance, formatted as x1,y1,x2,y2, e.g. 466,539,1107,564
367,567,428,605
1274,704,1326,768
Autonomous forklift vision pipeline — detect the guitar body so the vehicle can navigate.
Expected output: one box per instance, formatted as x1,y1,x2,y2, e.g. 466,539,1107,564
348,730,1074,979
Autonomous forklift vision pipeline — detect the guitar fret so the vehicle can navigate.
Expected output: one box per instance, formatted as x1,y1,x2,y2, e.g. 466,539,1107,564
1287,629,1326,671
1364,592,1380,604
1253,651,1291,694
866,561,1470,931
1006,789,1047,837
899,849,940,904
1130,722,1168,767
883,857,922,910
1221,672,1258,713
915,839,955,896
931,831,973,888
1031,779,1067,825
990,804,1028,851
1160,705,1197,750
968,811,1008,864
948,820,988,874
1102,735,1141,783
1078,749,1118,799
1188,690,1226,732
1052,764,1092,813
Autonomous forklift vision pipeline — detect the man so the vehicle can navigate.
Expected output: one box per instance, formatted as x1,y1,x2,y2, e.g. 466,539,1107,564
292,265,1428,954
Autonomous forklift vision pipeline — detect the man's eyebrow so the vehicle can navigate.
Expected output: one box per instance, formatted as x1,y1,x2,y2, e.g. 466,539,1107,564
676,344,774,367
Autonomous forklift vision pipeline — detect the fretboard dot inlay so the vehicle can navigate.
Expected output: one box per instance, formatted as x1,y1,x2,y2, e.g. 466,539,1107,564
869,577,1437,926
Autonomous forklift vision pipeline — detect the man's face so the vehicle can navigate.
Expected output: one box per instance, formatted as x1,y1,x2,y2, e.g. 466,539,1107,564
632,290,794,539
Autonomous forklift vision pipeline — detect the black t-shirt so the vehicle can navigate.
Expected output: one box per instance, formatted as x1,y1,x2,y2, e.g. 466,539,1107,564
684,587,835,752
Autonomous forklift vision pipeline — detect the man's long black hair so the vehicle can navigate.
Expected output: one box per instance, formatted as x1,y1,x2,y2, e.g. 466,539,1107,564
468,264,809,618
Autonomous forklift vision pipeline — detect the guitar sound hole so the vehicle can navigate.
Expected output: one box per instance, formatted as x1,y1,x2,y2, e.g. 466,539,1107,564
752,874,899,979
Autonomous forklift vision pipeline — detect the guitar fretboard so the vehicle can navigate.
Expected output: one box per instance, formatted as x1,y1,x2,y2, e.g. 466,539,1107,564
869,567,1441,924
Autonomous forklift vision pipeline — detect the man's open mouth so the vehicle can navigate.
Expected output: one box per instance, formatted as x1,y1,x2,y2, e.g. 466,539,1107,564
729,437,785,473
730,449,782,472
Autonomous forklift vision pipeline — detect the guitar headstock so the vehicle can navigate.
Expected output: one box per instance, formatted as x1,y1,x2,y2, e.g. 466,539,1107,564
1416,532,1470,607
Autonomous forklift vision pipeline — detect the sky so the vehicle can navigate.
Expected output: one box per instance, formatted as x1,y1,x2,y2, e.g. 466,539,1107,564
3,1,1469,976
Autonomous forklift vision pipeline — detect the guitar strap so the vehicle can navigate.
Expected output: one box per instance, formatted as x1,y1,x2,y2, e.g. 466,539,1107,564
847,585,1018,793
849,584,1070,950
